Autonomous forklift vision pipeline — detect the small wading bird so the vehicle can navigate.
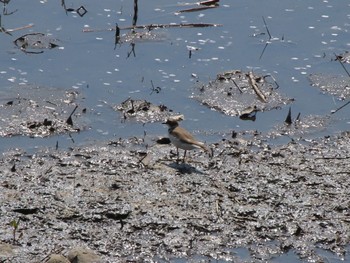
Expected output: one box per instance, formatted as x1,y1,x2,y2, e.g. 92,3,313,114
163,119,209,162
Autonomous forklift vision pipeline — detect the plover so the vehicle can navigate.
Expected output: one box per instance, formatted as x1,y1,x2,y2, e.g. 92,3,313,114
163,119,209,162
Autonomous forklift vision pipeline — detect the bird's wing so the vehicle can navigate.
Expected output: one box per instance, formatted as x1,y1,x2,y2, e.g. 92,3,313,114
172,127,196,143
173,127,208,151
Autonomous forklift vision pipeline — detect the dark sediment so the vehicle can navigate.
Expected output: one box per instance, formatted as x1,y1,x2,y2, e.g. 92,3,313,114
1,130,349,262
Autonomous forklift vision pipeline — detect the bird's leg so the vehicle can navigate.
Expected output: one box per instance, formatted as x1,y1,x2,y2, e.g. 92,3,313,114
183,150,187,163
176,147,180,163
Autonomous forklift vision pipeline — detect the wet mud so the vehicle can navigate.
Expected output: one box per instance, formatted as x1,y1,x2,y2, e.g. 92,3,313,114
115,98,173,123
192,70,293,117
1,129,349,262
0,85,84,138
309,74,350,100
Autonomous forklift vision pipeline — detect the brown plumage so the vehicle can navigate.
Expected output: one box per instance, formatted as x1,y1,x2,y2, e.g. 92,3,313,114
163,119,209,162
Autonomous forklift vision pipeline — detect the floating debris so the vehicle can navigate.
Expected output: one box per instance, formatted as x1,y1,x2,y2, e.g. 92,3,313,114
192,70,291,117
121,29,168,44
61,0,87,16
76,6,87,17
13,33,60,54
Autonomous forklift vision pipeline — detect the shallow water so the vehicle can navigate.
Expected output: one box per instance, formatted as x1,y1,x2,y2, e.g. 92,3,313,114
0,1,350,261
1,0,349,154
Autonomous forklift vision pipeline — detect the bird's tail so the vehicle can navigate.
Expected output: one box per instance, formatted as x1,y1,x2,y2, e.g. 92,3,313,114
195,142,212,157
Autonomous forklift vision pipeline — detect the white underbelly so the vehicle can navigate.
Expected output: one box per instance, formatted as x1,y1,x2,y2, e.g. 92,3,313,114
169,134,201,150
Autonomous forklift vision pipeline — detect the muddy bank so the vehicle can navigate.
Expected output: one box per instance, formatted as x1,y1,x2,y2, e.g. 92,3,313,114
0,85,84,138
1,130,349,262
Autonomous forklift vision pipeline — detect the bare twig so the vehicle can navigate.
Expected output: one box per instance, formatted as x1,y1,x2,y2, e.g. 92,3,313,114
200,0,220,6
132,0,138,27
334,52,350,78
127,43,136,58
177,5,217,13
262,16,272,39
246,72,267,102
259,42,268,60
331,100,350,114
231,79,243,93
259,16,272,60
264,74,279,89
6,23,34,32
114,23,120,49
66,105,78,126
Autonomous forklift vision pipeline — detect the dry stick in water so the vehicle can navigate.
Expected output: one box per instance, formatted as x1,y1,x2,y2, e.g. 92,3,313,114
262,16,272,39
246,72,267,103
331,100,350,114
132,0,138,27
334,52,350,78
259,16,272,60
114,23,120,49
0,15,11,35
6,24,33,32
177,5,218,13
285,107,292,125
231,78,243,93
66,105,78,126
200,0,220,6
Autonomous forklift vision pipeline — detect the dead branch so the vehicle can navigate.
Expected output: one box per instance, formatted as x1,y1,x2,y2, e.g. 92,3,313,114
331,100,350,114
177,5,218,13
246,72,267,103
7,23,34,32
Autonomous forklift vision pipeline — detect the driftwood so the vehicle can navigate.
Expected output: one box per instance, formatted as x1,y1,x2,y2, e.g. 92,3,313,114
83,23,222,33
246,72,267,103
177,5,218,13
199,0,220,6
7,24,34,32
